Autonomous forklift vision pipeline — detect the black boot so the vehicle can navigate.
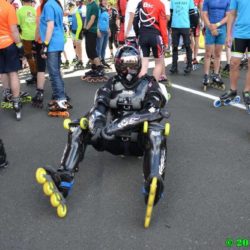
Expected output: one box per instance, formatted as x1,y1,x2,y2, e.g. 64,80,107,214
169,64,178,74
0,139,8,168
26,75,37,85
184,64,192,74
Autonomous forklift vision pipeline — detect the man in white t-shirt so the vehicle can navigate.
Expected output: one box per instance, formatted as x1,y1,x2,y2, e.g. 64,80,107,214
124,0,141,41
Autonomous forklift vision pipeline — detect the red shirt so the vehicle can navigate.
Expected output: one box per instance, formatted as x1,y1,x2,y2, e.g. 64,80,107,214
194,0,203,7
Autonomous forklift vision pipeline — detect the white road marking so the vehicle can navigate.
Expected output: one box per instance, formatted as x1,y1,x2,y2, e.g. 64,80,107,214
0,58,247,111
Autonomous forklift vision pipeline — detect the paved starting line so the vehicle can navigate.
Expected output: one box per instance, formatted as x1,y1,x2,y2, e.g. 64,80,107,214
0,59,246,111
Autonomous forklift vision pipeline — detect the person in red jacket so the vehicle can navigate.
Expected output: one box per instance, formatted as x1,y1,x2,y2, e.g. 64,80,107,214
134,0,168,81
116,0,127,46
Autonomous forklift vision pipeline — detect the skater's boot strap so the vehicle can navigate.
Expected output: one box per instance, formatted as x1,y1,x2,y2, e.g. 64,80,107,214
60,180,74,189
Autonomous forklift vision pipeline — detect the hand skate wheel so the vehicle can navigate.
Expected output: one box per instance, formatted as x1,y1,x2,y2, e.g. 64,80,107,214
35,168,47,184
63,118,72,130
164,123,171,137
80,117,88,130
43,181,54,196
144,177,157,228
143,121,148,134
57,204,67,218
50,193,61,207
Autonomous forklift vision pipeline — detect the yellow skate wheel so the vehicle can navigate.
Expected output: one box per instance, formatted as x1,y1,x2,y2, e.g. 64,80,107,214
63,118,72,130
144,177,157,228
143,121,148,134
80,117,88,130
35,168,47,184
43,181,54,196
57,204,67,218
164,123,171,137
50,193,61,207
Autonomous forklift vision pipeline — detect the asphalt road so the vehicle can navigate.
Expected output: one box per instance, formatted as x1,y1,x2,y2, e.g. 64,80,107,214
0,60,250,250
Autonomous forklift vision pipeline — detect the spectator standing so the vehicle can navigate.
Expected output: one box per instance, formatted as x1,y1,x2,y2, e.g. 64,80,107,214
124,0,140,47
17,0,37,84
0,0,24,117
83,0,104,77
169,0,196,74
220,0,250,107
134,0,168,81
96,0,110,67
202,0,230,91
116,0,127,46
108,2,118,58
40,0,71,116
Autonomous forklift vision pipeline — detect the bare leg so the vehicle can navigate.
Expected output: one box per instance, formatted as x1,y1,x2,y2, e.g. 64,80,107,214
153,58,164,81
139,57,149,78
230,57,241,91
37,72,45,90
245,59,250,91
8,72,20,98
214,45,223,74
204,45,214,75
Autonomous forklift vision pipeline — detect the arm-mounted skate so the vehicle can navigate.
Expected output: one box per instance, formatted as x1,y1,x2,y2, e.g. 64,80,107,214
103,107,170,137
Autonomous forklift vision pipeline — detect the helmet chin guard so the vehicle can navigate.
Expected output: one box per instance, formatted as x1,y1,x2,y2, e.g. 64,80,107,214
115,45,141,88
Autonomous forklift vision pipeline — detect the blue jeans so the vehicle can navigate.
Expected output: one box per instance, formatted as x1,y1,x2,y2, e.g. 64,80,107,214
96,31,109,60
47,52,66,100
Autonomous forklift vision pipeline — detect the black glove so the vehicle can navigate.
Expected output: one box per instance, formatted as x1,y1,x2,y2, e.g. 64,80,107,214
31,41,37,54
82,28,89,36
41,42,48,57
16,43,24,59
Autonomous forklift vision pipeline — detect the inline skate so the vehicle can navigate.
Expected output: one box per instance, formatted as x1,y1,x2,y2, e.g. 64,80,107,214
0,139,8,168
213,89,241,108
48,100,71,118
221,64,230,78
81,65,108,83
32,89,44,108
210,74,225,90
242,91,250,114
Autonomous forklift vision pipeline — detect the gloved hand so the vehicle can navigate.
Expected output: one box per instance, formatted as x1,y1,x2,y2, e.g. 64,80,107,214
82,28,89,36
41,42,48,58
16,43,24,59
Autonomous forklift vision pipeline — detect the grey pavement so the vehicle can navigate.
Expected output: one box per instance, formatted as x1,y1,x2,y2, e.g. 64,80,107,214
0,62,250,250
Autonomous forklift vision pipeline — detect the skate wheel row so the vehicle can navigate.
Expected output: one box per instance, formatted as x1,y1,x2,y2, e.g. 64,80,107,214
213,96,241,108
48,111,70,118
143,121,171,137
144,177,157,228
35,167,67,218
63,117,89,130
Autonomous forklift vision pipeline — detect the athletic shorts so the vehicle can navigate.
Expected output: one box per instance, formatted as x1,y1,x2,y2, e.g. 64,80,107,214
231,38,250,58
0,43,21,73
139,33,164,58
205,25,226,45
35,43,46,72
71,29,83,41
85,32,98,60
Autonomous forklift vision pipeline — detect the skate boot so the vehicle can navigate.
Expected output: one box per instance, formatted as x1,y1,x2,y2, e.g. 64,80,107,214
192,58,199,71
26,75,37,85
202,74,210,91
20,91,32,104
35,166,74,217
62,60,70,69
71,57,78,66
12,97,22,121
184,64,192,75
1,89,13,109
74,60,84,70
32,89,44,108
240,57,248,70
169,64,178,74
213,89,241,108
211,74,225,90
199,57,205,64
242,91,250,114
101,59,111,69
48,100,70,118
0,139,8,168
221,64,230,78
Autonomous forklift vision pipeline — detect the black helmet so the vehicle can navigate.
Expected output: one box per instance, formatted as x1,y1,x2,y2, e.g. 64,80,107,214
114,45,141,88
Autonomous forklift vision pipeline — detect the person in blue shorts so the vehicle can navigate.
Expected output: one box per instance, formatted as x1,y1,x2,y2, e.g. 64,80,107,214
219,0,250,107
202,0,230,90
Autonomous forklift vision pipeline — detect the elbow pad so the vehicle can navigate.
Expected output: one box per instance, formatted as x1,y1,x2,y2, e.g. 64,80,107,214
94,87,111,108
